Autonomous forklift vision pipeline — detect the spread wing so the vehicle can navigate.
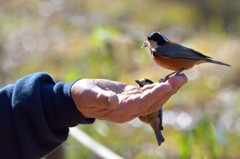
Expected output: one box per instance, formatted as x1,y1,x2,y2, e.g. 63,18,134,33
155,44,211,60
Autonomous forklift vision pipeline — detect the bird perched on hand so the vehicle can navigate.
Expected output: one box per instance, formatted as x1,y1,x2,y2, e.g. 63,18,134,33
143,32,231,81
135,78,165,146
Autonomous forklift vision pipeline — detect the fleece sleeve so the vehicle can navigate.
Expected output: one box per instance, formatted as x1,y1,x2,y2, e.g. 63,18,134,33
0,72,95,159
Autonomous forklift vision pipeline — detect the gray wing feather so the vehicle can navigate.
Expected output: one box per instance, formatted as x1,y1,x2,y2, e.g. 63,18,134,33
155,44,211,60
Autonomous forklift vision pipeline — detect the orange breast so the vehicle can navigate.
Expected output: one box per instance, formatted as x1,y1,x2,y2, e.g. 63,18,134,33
153,52,197,71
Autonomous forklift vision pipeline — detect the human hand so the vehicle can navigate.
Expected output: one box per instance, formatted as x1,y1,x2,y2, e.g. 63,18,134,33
71,75,187,123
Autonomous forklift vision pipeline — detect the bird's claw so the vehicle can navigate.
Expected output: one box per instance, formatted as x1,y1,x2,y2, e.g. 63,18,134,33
175,68,185,76
175,73,184,76
159,69,185,82
158,76,169,83
158,71,176,83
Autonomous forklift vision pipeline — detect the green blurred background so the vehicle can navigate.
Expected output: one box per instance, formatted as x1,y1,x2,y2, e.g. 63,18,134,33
0,0,240,158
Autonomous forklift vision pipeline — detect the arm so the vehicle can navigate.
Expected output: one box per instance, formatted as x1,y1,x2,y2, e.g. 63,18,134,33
0,72,187,159
0,72,94,159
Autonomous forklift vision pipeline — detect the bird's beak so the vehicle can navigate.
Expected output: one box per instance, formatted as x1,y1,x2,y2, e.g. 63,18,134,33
135,80,141,85
135,80,144,87
142,40,149,48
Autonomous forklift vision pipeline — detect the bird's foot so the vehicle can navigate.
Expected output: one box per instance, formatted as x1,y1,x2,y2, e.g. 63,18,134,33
158,77,168,83
159,71,176,83
175,68,185,76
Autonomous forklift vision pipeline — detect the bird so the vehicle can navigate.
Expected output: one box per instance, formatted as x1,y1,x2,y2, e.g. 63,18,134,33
143,32,231,81
135,78,165,146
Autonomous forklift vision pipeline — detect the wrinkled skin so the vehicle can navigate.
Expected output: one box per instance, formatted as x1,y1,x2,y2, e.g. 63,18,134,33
71,75,187,123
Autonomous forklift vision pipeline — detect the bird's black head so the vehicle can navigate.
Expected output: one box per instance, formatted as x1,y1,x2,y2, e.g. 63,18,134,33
144,79,154,84
135,78,154,87
147,32,170,46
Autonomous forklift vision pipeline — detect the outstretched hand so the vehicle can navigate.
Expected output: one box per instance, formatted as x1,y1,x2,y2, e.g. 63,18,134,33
71,75,187,123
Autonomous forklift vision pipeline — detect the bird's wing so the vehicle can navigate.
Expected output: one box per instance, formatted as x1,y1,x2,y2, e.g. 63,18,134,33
155,44,211,60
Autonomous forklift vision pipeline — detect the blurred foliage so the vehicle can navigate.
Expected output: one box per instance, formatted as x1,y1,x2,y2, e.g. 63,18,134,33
0,0,240,158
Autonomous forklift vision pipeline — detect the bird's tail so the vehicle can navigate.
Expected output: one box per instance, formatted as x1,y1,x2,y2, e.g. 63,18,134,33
154,130,165,146
207,59,231,67
155,108,164,146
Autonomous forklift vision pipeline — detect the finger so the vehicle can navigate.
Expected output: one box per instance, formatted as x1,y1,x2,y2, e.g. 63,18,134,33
121,89,142,95
112,83,173,123
123,85,141,92
141,83,155,91
139,97,167,116
135,75,188,116
139,82,173,108
166,74,188,93
117,83,172,117
131,97,164,117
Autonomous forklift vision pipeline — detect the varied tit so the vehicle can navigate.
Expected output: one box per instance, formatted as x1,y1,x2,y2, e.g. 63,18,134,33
135,78,165,146
143,32,231,81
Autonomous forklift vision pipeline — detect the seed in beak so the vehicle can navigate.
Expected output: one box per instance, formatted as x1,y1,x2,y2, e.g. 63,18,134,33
141,40,149,48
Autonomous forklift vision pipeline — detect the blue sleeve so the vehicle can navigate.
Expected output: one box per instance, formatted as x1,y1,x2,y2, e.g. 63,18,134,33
0,72,95,159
